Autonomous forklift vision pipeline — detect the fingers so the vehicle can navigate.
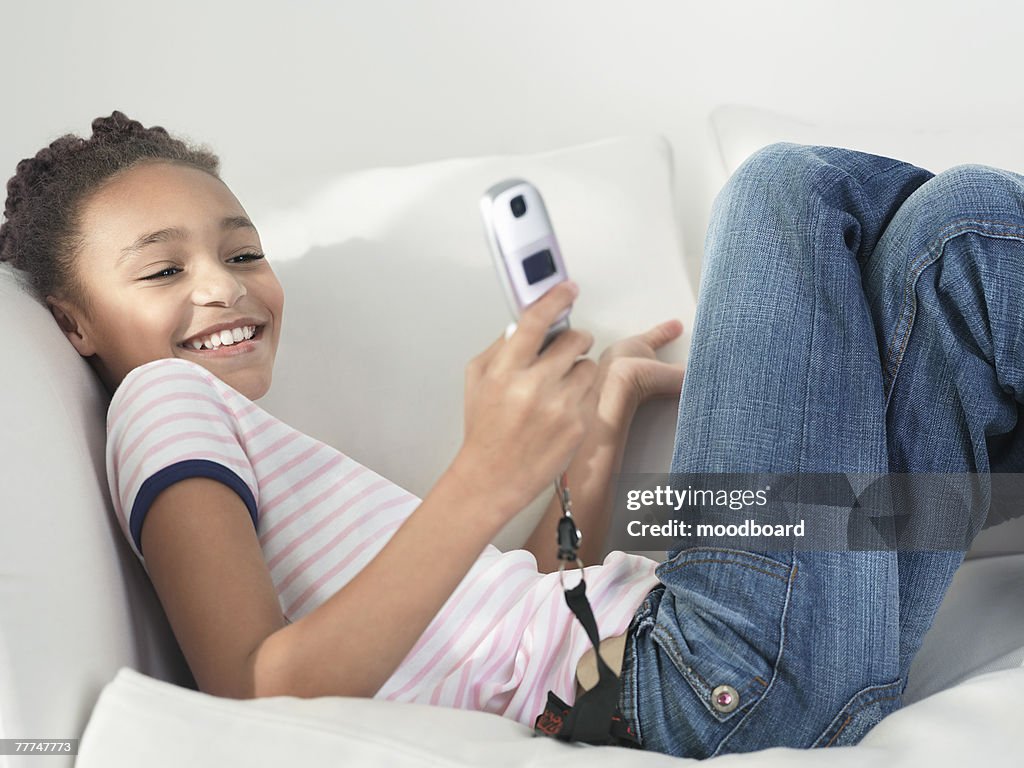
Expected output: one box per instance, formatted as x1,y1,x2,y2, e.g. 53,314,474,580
640,319,684,349
566,355,600,401
500,280,579,369
533,327,595,378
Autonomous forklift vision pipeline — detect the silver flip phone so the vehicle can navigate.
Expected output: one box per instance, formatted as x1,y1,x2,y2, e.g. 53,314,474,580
479,179,570,352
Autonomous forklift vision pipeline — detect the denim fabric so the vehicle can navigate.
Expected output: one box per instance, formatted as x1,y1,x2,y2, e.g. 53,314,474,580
619,143,1024,758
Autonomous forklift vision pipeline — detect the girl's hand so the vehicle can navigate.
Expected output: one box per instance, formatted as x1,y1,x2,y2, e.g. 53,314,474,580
597,319,686,415
452,281,600,519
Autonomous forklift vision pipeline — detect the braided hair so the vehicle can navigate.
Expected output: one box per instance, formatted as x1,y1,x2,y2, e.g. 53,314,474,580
0,110,220,318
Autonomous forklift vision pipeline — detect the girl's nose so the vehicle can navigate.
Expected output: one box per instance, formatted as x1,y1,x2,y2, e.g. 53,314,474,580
192,262,247,306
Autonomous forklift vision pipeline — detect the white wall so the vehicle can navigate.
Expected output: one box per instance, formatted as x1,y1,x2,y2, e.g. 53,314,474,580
2,0,1022,288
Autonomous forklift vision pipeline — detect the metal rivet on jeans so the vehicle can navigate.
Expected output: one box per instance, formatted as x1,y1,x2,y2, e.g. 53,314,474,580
711,684,739,713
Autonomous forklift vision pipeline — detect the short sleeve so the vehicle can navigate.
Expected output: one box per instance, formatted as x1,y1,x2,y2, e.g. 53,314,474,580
105,358,259,567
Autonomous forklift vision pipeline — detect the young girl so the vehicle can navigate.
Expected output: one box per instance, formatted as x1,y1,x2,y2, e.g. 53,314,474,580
1,111,1013,759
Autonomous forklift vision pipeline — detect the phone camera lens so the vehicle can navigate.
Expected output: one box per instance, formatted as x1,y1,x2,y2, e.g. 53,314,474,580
510,195,527,218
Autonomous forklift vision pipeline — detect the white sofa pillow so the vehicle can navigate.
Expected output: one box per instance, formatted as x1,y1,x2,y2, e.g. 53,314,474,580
77,661,1024,767
708,105,1024,558
253,135,695,551
78,556,1024,765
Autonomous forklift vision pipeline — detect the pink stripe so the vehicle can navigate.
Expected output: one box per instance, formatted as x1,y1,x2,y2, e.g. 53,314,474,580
243,415,280,442
125,432,249,492
272,479,399,588
121,408,238,467
259,463,365,548
387,564,536,700
113,370,201,425
511,586,565,722
235,400,261,419
392,553,513,667
452,660,474,709
284,522,395,615
276,494,413,597
249,431,304,467
471,580,561,711
495,593,561,720
268,490,414,578
529,596,573,723
112,372,226,432
433,634,495,707
470,586,541,705
262,465,373,560
260,454,351,520
429,671,448,706
466,587,541,715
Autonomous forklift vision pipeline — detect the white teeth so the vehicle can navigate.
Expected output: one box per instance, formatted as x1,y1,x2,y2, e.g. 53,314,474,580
184,325,258,351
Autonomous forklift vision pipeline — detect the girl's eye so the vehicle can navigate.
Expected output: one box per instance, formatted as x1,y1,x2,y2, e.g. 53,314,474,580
141,267,181,281
231,252,266,264
140,252,266,281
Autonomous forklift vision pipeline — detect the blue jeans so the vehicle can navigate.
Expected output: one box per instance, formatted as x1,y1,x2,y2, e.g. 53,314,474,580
618,143,1024,758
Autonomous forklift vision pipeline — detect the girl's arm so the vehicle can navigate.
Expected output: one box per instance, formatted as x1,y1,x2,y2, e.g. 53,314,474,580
522,386,635,572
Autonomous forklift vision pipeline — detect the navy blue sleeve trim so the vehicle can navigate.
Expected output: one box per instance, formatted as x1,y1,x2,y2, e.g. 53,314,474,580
128,459,259,557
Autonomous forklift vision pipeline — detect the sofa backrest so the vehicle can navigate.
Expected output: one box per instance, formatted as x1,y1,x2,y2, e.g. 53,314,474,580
0,263,193,758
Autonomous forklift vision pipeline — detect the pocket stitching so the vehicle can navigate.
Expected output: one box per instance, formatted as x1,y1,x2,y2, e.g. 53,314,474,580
824,693,901,747
659,547,792,581
663,558,791,582
814,679,903,749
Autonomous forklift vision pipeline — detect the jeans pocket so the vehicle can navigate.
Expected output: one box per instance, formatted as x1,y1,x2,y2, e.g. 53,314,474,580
811,678,903,748
649,547,796,725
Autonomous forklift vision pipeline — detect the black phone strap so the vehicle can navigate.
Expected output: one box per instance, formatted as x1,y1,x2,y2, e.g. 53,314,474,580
532,473,641,749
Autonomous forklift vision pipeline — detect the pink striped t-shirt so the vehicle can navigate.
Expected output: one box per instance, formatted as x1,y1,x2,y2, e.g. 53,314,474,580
105,357,660,727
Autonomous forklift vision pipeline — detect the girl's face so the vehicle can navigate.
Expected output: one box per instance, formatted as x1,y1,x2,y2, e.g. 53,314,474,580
47,161,284,400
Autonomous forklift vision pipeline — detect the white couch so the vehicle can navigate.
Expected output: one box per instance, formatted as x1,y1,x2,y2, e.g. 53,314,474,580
2,122,1023,767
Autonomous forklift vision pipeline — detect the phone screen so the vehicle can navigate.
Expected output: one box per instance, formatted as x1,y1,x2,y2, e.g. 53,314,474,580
523,248,556,285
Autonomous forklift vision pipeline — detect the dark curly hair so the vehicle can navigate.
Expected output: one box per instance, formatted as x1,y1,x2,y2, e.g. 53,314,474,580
0,110,220,319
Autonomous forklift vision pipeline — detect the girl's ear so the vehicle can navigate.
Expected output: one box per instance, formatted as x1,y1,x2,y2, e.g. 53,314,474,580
46,296,98,357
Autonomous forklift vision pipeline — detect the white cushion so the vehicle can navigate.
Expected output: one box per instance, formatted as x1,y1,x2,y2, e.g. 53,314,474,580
708,105,1024,557
253,134,695,551
78,660,1024,767
76,552,1024,766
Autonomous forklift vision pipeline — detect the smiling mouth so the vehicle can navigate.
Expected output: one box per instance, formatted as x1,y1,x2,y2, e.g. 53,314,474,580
178,324,266,352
